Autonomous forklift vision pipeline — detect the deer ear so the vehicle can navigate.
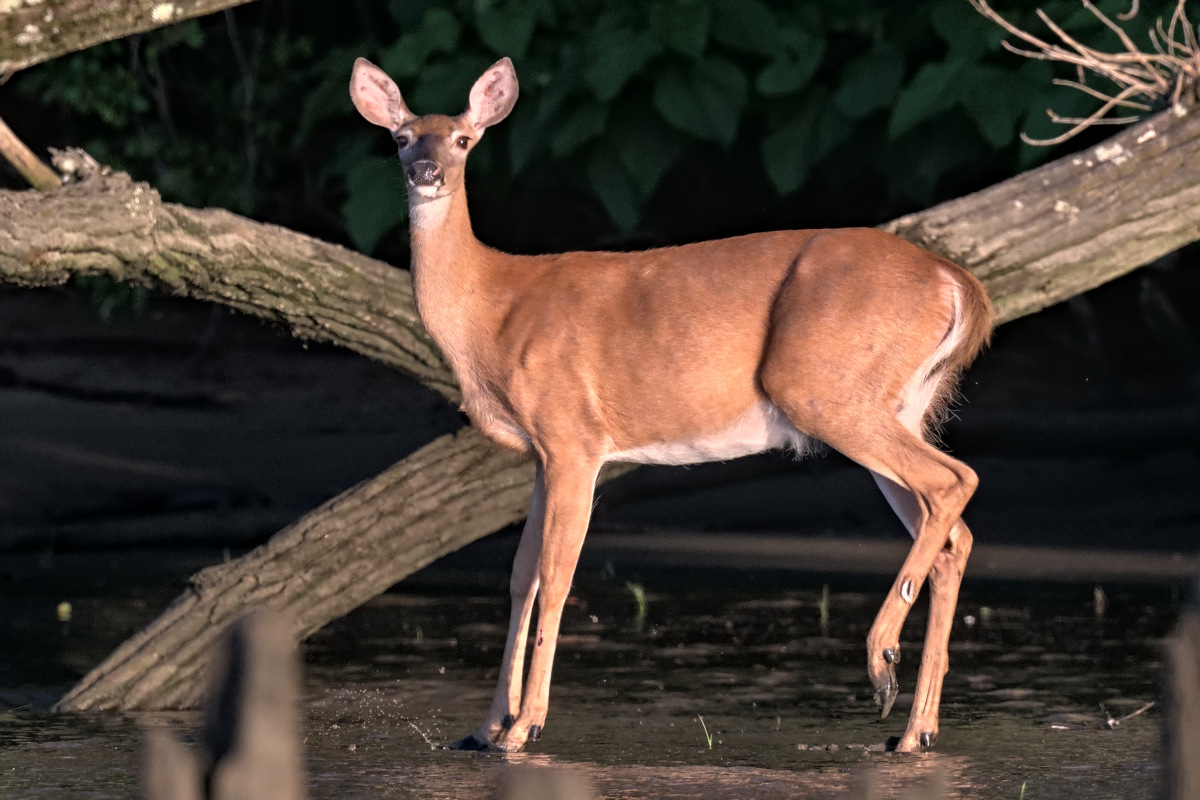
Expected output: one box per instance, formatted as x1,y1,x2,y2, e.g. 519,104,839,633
350,58,414,130
464,58,519,132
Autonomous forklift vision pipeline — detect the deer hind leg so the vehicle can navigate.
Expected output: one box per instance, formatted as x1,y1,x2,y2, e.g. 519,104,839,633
494,454,600,753
825,424,975,749
866,345,975,751
764,346,977,751
451,468,546,751
820,419,975,739
873,471,973,751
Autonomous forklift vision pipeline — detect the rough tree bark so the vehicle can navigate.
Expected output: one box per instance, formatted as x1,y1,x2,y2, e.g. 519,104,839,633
0,166,457,400
882,106,1200,323
1,103,1197,710
0,0,256,76
61,429,535,711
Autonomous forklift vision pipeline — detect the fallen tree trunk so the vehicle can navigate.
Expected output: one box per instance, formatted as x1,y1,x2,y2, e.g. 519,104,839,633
0,166,456,401
0,103,1194,711
0,0,257,76
883,106,1200,323
59,428,534,711
5,108,1199,333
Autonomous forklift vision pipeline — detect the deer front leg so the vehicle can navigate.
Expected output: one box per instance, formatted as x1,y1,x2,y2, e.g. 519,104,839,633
494,456,599,752
451,468,545,750
894,520,972,752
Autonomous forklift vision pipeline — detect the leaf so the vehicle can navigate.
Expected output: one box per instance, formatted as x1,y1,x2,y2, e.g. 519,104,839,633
648,0,711,58
386,0,439,29
610,104,688,197
342,159,409,254
550,100,609,157
299,63,356,142
411,54,494,114
507,96,551,174
888,58,967,140
958,63,1025,149
476,5,536,59
756,44,825,96
831,42,904,119
930,0,1005,57
884,117,987,201
1017,61,1096,166
585,28,662,101
653,56,748,146
711,0,782,57
382,8,462,78
587,146,641,231
761,90,851,195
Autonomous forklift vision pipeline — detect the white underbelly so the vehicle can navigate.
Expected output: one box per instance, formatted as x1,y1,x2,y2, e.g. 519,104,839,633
607,401,812,466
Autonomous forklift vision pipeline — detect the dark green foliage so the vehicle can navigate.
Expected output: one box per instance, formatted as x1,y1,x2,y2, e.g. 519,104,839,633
11,0,1173,254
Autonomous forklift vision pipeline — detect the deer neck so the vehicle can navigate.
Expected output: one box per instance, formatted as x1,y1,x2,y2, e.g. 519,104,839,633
407,188,498,385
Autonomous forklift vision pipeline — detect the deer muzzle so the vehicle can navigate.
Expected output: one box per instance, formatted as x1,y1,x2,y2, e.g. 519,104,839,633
407,160,444,187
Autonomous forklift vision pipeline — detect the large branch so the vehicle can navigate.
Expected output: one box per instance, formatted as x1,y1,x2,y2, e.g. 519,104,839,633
0,0,256,76
2,102,1195,711
0,168,457,400
57,428,534,711
885,106,1200,324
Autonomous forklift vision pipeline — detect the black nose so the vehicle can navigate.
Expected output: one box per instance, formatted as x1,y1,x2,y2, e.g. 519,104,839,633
407,160,443,187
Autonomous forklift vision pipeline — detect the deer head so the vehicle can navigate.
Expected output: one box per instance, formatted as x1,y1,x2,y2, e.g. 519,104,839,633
349,57,519,202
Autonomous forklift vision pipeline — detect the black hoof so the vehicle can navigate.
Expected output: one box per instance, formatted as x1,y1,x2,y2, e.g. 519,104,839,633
450,733,491,751
883,647,899,665
919,730,936,749
501,714,515,730
872,667,899,719
528,724,542,742
884,736,901,752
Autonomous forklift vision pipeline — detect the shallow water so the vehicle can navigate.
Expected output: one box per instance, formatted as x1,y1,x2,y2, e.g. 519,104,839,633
0,551,1178,798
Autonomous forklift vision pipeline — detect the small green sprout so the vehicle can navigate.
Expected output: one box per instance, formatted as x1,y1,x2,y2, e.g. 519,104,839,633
819,583,831,636
697,715,713,749
626,581,648,630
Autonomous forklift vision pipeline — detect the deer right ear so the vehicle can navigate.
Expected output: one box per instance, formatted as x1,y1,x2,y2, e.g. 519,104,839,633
349,58,414,130
464,58,519,133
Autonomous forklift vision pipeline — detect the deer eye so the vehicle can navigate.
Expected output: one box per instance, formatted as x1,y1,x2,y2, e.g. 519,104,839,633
393,132,410,148
456,136,471,150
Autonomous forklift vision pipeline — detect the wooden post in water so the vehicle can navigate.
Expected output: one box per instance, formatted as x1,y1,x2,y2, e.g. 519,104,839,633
1164,569,1200,800
142,609,304,800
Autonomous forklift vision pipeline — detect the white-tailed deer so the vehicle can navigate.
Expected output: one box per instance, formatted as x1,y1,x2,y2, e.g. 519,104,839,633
350,56,994,753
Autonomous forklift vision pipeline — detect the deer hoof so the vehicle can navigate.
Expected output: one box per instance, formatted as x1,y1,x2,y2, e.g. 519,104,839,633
872,667,899,718
528,724,542,742
919,730,936,749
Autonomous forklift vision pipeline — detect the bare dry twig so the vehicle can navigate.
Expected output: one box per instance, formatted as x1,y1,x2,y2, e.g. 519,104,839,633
1102,699,1157,728
971,0,1200,145
0,115,61,190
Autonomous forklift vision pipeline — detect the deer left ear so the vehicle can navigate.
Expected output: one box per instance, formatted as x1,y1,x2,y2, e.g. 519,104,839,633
350,58,414,130
463,58,519,133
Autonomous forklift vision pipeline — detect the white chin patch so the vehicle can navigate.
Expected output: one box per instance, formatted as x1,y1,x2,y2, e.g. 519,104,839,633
412,185,442,199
